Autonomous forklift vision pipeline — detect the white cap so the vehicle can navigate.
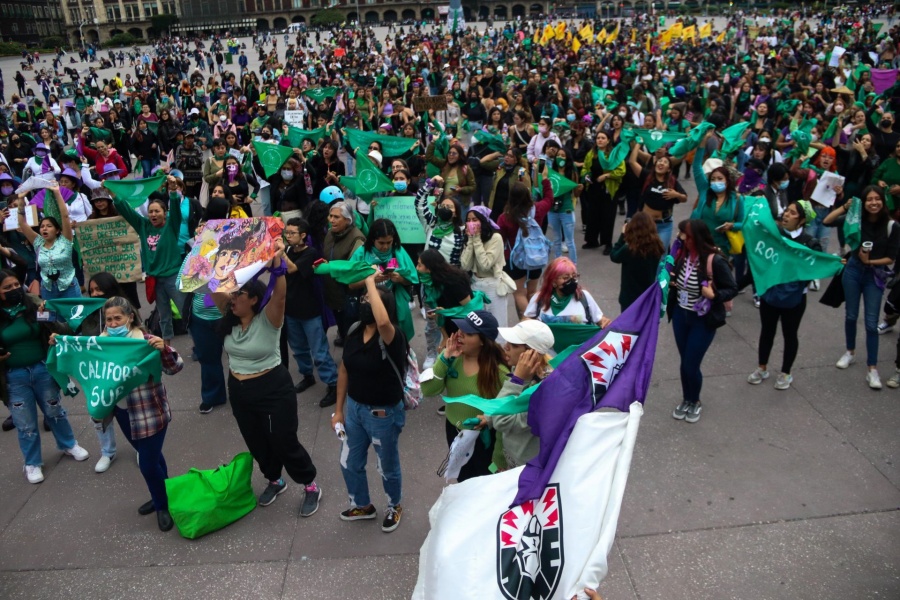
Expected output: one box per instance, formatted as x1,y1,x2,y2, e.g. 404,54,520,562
368,150,383,164
497,320,554,355
188,108,200,116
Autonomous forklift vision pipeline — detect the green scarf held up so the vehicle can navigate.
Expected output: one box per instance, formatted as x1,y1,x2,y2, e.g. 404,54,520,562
313,260,376,285
549,293,572,315
593,141,631,171
843,196,862,250
418,271,442,307
634,130,686,153
44,298,107,330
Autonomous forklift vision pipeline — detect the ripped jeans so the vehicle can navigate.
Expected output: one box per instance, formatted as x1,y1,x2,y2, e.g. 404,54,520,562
339,396,405,509
8,362,77,466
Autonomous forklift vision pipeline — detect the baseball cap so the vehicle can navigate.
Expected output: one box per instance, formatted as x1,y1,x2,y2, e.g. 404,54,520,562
497,320,554,355
452,310,499,341
189,108,200,116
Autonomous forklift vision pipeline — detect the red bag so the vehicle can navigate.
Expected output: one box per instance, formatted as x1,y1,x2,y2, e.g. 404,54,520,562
145,275,157,304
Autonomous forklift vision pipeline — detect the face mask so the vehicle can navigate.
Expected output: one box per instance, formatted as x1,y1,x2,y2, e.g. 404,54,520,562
466,221,479,235
436,206,453,222
566,114,575,123
281,169,294,180
618,111,627,118
710,181,727,193
779,180,790,190
834,105,844,114
560,279,578,296
358,303,375,325
106,324,130,337
556,157,565,167
1,186,12,196
261,132,271,139
3,288,24,307
12,139,19,145
538,125,548,135
226,164,239,175
883,121,893,129
393,180,407,192
220,115,227,122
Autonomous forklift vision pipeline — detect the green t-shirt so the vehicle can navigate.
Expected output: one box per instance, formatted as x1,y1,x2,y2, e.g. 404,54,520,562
113,198,184,277
223,311,282,375
551,191,574,213
0,315,44,369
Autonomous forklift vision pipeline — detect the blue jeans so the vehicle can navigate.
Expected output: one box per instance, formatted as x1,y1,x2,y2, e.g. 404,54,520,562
93,418,117,458
843,257,883,366
656,218,674,250
115,407,169,511
340,397,405,508
40,280,82,301
155,273,185,340
671,306,718,403
140,158,157,177
547,210,577,264
285,315,338,385
8,362,77,466
805,205,832,254
189,316,227,406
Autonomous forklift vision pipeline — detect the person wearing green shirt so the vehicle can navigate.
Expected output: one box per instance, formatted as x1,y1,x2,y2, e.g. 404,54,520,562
420,310,510,481
111,176,185,345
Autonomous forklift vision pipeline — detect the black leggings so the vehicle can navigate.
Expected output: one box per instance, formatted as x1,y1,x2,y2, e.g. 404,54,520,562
758,296,807,374
584,189,616,246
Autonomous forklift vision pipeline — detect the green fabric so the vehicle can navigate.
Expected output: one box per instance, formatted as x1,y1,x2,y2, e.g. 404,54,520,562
594,141,631,171
1,316,43,369
534,169,579,198
252,142,294,178
302,87,339,103
312,260,375,284
164,452,256,539
283,125,328,148
146,121,159,136
349,245,418,341
114,197,183,277
546,322,601,353
788,129,813,159
718,121,751,157
635,130,686,153
823,117,839,142
89,127,112,142
843,197,862,251
742,196,844,296
44,298,107,330
549,293,572,315
434,290,488,327
45,335,163,421
591,86,614,106
473,129,508,154
669,122,716,158
777,99,800,116
344,128,419,157
339,155,395,196
103,173,167,209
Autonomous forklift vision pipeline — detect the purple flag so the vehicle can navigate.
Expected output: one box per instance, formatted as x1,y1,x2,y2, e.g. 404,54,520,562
513,282,662,506
871,69,898,95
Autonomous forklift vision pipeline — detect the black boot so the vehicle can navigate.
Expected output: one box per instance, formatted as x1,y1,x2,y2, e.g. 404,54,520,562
157,509,174,532
138,500,155,515
2,415,14,432
319,385,337,408
294,376,316,394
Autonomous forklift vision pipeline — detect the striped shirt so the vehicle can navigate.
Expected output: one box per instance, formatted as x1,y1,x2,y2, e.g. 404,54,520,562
675,257,702,311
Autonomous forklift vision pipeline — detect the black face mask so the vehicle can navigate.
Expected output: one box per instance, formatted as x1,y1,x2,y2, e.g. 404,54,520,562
436,207,453,222
560,279,578,296
3,288,24,307
358,303,375,325
883,121,894,129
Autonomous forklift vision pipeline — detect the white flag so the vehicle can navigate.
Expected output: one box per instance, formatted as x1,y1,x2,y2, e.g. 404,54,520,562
15,174,56,195
413,403,642,600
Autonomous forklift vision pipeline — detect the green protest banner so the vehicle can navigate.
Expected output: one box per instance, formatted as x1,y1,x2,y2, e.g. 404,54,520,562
75,217,143,283
340,156,396,197
103,172,167,209
742,196,843,296
46,336,162,420
252,142,294,178
44,298,107,330
372,195,427,243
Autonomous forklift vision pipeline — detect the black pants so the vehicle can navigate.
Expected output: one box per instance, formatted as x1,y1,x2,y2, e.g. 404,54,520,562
229,365,317,484
758,296,806,373
444,419,496,482
584,190,617,247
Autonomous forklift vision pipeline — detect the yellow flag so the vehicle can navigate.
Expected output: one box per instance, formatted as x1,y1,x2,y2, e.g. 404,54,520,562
682,25,696,42
660,30,672,48
533,28,540,45
540,24,555,47
607,23,619,44
699,22,712,38
715,30,726,43
596,28,607,44
579,23,594,42
572,36,581,53
646,34,651,53
669,22,683,38
555,22,567,41
631,28,636,43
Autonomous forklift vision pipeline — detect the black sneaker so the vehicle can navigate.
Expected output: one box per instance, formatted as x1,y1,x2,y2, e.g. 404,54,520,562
198,403,214,414
294,376,316,394
685,401,702,424
382,505,403,532
340,504,377,521
436,405,446,416
318,386,337,407
672,401,689,420
300,483,321,517
602,245,612,256
582,242,600,249
334,336,344,348
2,415,13,432
258,479,287,506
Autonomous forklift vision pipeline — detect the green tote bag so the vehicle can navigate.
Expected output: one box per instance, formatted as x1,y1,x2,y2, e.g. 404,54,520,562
164,452,257,539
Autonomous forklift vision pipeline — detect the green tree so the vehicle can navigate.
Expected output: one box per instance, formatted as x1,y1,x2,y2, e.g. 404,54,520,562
151,13,179,36
311,8,345,26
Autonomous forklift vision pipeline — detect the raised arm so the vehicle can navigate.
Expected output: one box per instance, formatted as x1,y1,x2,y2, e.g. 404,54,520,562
264,238,287,328
15,196,38,245
51,183,73,241
364,267,395,345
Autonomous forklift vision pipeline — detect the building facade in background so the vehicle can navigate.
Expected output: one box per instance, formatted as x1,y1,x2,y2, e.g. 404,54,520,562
0,0,65,46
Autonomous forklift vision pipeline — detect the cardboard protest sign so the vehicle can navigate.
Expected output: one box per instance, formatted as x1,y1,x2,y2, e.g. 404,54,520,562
373,196,427,244
283,110,306,128
76,217,143,283
414,95,449,112
178,217,284,295
3,205,37,232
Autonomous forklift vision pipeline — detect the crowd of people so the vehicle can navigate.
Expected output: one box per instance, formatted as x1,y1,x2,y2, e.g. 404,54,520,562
1,5,898,540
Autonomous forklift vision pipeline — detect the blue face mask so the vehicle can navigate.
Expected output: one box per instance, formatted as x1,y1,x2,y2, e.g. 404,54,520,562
393,180,408,193
106,324,130,337
779,180,790,190
710,181,727,193
566,114,576,122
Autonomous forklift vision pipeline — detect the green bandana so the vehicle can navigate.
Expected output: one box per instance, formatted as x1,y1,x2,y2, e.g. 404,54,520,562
550,293,572,315
432,219,455,239
2,304,25,318
44,298,108,330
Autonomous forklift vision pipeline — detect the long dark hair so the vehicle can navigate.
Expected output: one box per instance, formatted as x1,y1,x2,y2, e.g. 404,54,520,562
364,218,402,251
475,335,509,398
419,249,470,292
89,272,124,298
350,286,398,330
504,181,533,231
705,167,735,205
860,184,890,224
686,219,720,265
218,278,267,336
466,210,495,244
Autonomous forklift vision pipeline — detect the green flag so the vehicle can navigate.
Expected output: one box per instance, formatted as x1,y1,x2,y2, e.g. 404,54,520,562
339,155,395,196
313,260,376,284
344,128,419,158
283,125,328,148
741,196,843,296
822,117,839,142
252,142,294,178
591,86,615,106
545,322,601,353
777,99,800,116
103,172,167,209
45,335,163,421
302,87,339,103
89,127,112,142
635,130,686,153
146,121,159,136
44,298,107,330
843,196,862,250
534,169,579,199
473,129,508,154
594,141,632,171
718,121,751,157
669,122,716,158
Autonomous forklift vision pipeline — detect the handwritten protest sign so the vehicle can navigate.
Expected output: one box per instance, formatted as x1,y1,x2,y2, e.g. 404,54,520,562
414,96,449,112
178,217,284,294
76,217,142,282
283,110,306,128
3,204,37,232
373,196,427,244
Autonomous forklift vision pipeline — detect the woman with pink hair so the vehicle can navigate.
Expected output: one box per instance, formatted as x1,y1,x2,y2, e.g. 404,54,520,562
523,257,611,328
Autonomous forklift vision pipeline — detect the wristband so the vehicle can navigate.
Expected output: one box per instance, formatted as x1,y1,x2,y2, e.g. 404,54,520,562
509,374,526,385
268,261,287,278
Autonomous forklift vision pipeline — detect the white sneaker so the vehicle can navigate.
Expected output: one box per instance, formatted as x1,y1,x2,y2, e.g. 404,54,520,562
867,369,883,390
64,444,90,461
774,372,793,390
94,455,115,473
835,351,856,369
561,242,569,254
24,465,44,484
423,355,436,370
877,321,894,335
809,279,820,291
747,368,769,385
887,369,900,389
